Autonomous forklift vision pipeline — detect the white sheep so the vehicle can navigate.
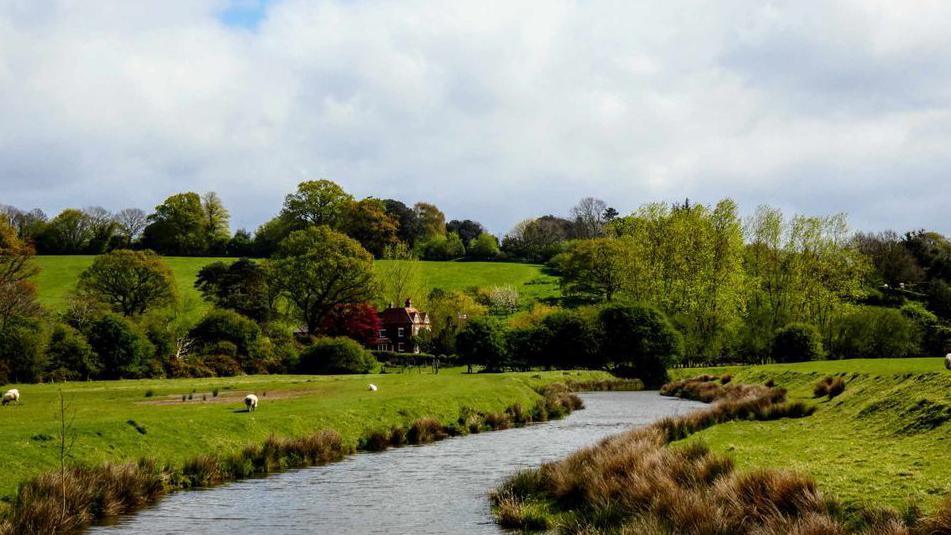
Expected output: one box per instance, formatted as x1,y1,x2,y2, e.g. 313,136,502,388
367,384,378,392
945,354,951,371
2,389,19,406
244,394,258,412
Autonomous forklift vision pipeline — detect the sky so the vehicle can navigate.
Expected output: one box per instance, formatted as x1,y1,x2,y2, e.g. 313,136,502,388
1,0,950,237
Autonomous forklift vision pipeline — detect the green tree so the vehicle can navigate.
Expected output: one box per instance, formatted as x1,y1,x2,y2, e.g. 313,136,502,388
46,323,100,380
0,219,42,330
343,198,399,257
42,209,92,253
455,316,508,372
201,192,231,254
142,192,208,255
195,258,274,322
555,237,632,301
281,179,354,229
467,233,500,259
771,323,824,362
77,250,177,316
540,310,600,369
413,202,446,240
271,226,377,335
84,313,154,379
598,304,683,387
297,337,378,374
378,243,424,308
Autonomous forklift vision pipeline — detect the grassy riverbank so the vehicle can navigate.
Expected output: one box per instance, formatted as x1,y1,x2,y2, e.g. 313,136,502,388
31,256,560,310
0,368,611,503
670,357,951,510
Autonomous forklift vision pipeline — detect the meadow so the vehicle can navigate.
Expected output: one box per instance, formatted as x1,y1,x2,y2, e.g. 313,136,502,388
31,255,560,310
0,368,612,502
672,357,951,510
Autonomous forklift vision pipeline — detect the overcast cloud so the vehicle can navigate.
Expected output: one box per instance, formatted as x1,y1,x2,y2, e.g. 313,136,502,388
1,0,950,235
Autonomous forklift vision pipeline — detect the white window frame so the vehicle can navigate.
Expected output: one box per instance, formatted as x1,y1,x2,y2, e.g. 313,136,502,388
397,327,405,338
398,342,404,352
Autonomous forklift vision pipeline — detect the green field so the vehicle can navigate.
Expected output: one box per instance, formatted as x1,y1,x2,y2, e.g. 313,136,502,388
0,368,611,501
32,255,560,310
673,358,951,510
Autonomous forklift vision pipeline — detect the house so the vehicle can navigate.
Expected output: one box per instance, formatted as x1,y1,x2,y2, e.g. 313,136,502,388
375,299,431,353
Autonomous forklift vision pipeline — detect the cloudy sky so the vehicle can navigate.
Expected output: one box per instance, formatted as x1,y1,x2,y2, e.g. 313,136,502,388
1,0,950,236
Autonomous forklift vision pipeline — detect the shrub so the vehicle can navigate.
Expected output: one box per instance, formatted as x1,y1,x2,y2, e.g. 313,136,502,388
297,337,378,375
771,323,823,363
830,306,921,358
0,319,50,383
599,304,683,388
201,354,244,377
46,323,100,381
84,313,154,379
456,316,509,372
190,309,261,367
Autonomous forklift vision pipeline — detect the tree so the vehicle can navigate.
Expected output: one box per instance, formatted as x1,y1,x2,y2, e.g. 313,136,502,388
599,304,683,387
426,289,488,355
226,229,255,257
772,323,824,362
446,219,485,245
852,231,925,287
201,192,231,254
417,232,465,260
298,337,378,374
77,250,177,316
468,233,500,259
271,226,377,335
501,216,573,263
0,205,48,243
378,243,424,308
343,198,399,257
281,179,354,228
190,308,262,370
83,206,116,253
456,316,508,372
413,202,446,240
84,313,154,379
570,197,607,239
142,192,208,255
0,318,49,383
46,323,100,380
195,258,274,322
42,209,92,253
115,208,147,248
320,303,382,345
0,219,42,330
382,199,421,246
555,237,632,301
541,310,600,369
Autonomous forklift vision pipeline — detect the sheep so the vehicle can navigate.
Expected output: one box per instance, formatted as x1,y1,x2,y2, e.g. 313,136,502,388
2,389,19,406
945,354,951,371
367,384,378,392
244,394,258,412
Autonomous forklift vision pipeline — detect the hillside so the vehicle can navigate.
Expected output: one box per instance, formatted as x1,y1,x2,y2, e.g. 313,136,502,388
31,255,560,311
672,358,951,510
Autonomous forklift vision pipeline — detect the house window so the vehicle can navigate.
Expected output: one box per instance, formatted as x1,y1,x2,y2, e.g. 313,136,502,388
397,327,405,338
379,329,386,338
398,342,404,352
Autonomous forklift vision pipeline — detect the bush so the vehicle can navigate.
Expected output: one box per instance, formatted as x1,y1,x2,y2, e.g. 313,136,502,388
297,337,378,374
190,309,261,363
201,354,244,377
456,317,509,372
771,323,824,363
46,323,100,381
0,319,50,383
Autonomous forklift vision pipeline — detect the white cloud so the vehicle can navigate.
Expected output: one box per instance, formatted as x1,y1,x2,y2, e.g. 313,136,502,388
1,0,950,236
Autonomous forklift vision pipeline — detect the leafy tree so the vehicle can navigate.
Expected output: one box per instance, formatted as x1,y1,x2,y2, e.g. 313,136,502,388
413,202,446,240
829,308,921,359
320,303,382,345
598,304,683,387
190,308,262,370
554,237,632,301
455,316,508,372
84,313,155,379
115,208,148,248
46,323,100,380
41,208,93,253
78,250,177,316
226,229,255,257
0,205,48,243
467,233,500,259
505,325,551,370
0,219,42,330
271,226,377,335
771,323,824,362
298,337,378,374
426,289,487,355
417,232,465,260
281,179,353,229
382,199,421,246
852,231,925,287
142,192,208,255
0,318,49,383
541,310,600,369
252,216,294,257
501,216,572,263
343,198,399,257
903,230,951,281
195,258,274,322
446,219,484,245
201,192,231,254
83,206,117,253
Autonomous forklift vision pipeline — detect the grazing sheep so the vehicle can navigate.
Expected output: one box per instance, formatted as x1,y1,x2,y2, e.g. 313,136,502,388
2,389,19,406
945,354,951,371
367,384,378,392
244,394,258,412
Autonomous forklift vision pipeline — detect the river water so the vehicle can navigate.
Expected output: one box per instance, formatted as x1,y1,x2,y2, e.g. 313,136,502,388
92,391,703,534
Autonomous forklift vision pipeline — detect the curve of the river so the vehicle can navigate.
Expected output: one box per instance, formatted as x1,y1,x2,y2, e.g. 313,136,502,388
91,391,703,534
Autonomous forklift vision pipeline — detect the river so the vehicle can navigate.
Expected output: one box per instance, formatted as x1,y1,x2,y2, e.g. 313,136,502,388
92,391,703,534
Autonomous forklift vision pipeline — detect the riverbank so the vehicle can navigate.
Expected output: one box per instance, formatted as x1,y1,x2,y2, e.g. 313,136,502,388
492,358,951,533
0,368,617,531
671,358,951,510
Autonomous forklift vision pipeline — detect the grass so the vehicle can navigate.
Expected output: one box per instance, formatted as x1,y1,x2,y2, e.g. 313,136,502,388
0,368,611,503
31,255,560,310
671,357,951,511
